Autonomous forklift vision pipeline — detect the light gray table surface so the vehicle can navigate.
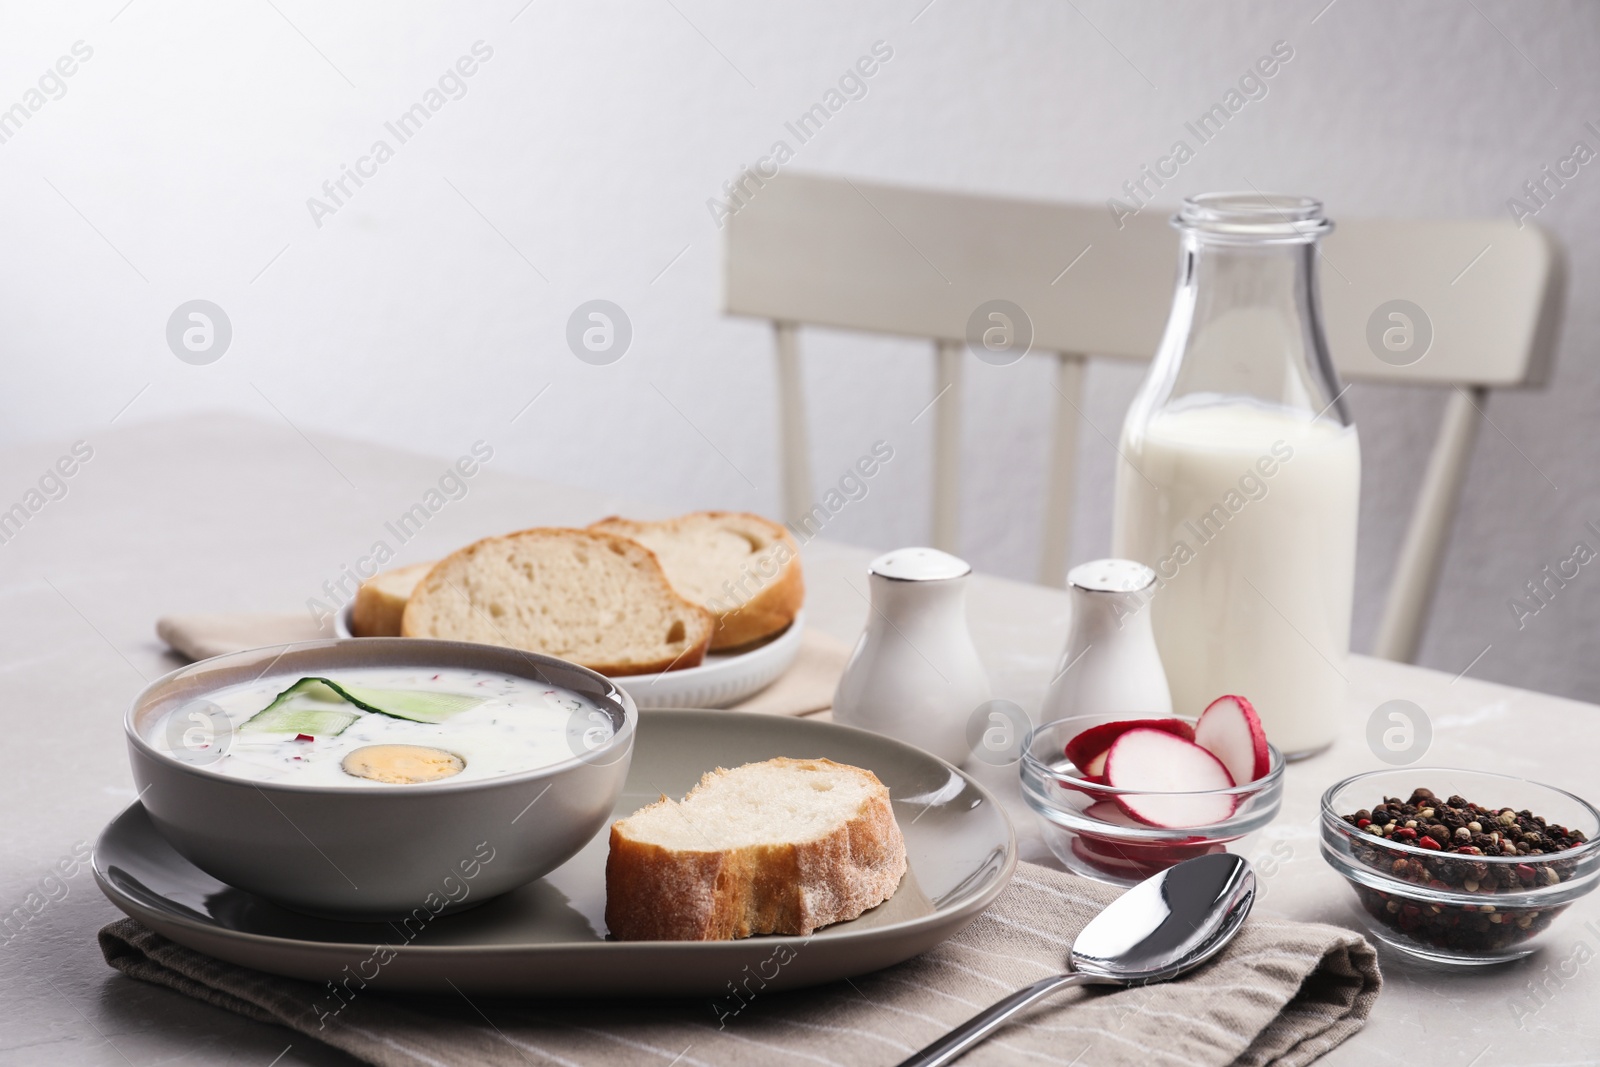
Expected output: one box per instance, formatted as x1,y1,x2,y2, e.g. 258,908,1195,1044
1,415,1594,1066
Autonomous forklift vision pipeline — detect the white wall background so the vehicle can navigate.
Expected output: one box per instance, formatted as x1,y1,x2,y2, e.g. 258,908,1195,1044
1,0,1597,700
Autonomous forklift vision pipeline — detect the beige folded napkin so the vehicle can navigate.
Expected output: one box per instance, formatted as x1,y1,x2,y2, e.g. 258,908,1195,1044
156,613,336,660
99,860,1378,1067
154,613,852,717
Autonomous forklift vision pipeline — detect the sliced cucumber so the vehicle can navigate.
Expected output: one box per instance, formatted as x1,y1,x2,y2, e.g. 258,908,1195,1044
241,676,487,734
295,680,351,703
241,706,360,736
331,684,487,723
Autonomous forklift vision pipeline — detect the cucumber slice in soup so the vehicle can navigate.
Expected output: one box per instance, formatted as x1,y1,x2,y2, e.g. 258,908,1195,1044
241,706,361,737
296,680,351,703
332,685,487,723
242,677,488,732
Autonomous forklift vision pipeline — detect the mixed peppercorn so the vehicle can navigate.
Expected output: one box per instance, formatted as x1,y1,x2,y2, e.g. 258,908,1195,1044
1338,787,1588,955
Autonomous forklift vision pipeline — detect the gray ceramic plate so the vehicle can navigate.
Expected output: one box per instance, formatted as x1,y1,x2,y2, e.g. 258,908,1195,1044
96,709,1016,997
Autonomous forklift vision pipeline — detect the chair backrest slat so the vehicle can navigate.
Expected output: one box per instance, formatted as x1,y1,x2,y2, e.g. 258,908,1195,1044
931,339,964,552
772,322,813,525
727,172,1562,387
727,172,1564,663
1039,352,1087,588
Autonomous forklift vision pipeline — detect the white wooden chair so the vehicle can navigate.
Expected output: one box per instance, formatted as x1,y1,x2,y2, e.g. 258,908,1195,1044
722,171,1565,664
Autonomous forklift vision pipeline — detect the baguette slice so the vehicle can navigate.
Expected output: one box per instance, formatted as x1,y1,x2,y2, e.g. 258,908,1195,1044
400,528,713,676
589,511,803,651
605,757,907,940
349,561,435,637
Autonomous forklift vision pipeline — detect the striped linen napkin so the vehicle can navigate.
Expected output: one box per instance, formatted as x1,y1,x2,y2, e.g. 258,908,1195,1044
98,860,1379,1067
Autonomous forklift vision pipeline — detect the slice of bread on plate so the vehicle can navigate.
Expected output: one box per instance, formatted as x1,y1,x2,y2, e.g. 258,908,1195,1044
605,757,907,940
589,511,803,651
349,561,435,637
400,528,713,676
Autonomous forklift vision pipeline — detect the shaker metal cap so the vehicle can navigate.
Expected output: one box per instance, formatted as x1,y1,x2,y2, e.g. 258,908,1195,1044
869,547,972,582
1068,558,1157,594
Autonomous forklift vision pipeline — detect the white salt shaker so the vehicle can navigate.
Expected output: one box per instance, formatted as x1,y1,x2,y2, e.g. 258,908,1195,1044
1040,559,1173,722
832,547,989,766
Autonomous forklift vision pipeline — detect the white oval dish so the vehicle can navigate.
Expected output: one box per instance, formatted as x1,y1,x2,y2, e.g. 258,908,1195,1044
336,605,805,710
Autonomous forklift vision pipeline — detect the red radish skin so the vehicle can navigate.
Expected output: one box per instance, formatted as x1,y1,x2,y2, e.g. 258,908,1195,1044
1076,833,1223,863
1104,728,1238,828
1075,806,1217,867
1069,836,1225,880
1070,837,1160,878
1064,718,1194,776
1079,801,1210,845
1069,837,1151,876
1194,695,1271,785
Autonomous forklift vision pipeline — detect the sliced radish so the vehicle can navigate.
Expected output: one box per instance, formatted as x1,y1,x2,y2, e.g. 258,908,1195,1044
1079,801,1210,845
1064,718,1193,776
1074,798,1228,875
1057,772,1104,798
1075,832,1224,866
1081,799,1142,827
1194,695,1271,785
1103,728,1237,828
1070,837,1159,879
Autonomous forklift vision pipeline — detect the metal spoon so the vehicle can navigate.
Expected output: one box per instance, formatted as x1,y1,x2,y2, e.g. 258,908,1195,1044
895,853,1256,1067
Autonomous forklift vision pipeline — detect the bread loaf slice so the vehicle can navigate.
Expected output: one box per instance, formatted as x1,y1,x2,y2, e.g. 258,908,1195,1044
605,757,907,940
349,561,435,637
589,512,803,651
400,528,714,676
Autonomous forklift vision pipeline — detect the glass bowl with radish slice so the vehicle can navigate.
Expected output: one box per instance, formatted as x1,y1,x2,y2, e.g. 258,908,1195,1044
1021,696,1285,886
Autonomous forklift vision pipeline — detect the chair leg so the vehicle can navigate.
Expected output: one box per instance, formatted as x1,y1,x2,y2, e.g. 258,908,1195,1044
1038,353,1086,586
773,322,813,528
1373,385,1486,663
932,340,963,553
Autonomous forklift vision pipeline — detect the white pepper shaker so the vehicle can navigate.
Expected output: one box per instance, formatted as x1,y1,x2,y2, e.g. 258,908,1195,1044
1039,559,1173,722
832,547,989,766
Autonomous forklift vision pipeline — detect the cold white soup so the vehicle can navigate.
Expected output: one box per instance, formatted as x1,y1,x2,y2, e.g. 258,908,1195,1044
149,667,615,786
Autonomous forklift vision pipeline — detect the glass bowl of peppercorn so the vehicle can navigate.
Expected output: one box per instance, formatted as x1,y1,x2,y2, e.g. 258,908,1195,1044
1321,769,1600,965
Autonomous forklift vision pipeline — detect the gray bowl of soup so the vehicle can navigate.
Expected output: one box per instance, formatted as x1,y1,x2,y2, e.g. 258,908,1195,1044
124,638,635,919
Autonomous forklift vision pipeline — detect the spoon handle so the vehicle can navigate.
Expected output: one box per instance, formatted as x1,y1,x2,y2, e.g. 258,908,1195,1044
893,971,1094,1067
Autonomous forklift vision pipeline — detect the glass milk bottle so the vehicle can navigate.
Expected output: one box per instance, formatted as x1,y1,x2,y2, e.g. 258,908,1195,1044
1112,193,1359,758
